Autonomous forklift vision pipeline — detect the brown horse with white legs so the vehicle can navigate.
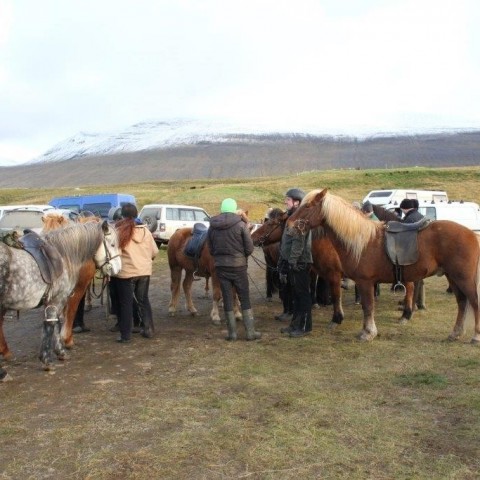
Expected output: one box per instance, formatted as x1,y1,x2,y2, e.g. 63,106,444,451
287,188,480,342
167,226,242,325
252,211,346,326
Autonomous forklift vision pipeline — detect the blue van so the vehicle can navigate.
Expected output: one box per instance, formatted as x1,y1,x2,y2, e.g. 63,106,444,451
49,193,136,219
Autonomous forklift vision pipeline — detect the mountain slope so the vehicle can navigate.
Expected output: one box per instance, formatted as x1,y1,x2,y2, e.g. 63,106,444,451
1,129,480,188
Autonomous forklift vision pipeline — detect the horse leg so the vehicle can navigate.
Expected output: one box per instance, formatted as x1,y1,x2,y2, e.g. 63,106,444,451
203,277,210,299
61,262,95,348
399,282,415,324
84,282,93,312
168,266,183,316
210,277,222,325
446,281,468,341
327,273,344,328
53,314,68,361
183,272,198,316
39,309,59,370
0,309,13,361
357,282,378,341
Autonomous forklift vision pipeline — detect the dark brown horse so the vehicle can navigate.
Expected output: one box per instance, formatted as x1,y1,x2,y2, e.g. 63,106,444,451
251,211,345,326
287,188,480,342
167,226,241,324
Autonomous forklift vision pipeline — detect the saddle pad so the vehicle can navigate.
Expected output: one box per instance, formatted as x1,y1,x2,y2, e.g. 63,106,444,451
20,232,64,284
184,224,208,258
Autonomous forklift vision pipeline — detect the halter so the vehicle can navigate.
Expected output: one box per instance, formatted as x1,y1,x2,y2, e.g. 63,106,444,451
96,231,121,275
255,220,283,247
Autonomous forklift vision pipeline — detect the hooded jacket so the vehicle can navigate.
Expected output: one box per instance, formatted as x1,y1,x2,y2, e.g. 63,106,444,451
116,224,159,278
207,213,254,268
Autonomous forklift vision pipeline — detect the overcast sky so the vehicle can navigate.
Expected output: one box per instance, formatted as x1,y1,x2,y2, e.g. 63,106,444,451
1,0,479,166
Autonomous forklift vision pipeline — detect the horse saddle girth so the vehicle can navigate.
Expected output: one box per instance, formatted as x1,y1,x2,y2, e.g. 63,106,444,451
384,218,430,266
184,223,208,260
20,232,64,284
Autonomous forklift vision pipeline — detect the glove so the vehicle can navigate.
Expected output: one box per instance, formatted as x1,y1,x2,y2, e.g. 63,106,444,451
289,262,300,272
277,259,289,275
279,273,288,285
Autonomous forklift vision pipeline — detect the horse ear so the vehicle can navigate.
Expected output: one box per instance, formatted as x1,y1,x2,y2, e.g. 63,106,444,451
102,220,109,233
314,189,328,203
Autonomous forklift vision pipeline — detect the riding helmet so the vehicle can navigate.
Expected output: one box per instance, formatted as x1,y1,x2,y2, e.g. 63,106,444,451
285,188,305,202
399,199,415,210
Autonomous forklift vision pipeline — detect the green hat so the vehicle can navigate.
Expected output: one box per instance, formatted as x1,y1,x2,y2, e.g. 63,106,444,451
220,198,237,213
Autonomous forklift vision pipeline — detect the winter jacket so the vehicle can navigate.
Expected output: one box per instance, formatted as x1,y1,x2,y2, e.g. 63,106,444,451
207,213,254,268
280,228,313,267
116,225,159,279
402,209,424,224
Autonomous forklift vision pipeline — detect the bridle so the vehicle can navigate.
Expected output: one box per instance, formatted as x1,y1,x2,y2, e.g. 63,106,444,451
255,219,283,247
96,230,121,276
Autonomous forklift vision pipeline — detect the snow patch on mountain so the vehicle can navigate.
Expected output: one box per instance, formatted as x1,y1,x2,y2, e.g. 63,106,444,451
29,118,480,164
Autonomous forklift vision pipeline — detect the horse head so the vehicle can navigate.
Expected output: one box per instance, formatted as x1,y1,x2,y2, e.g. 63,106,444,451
94,221,122,276
287,188,328,233
251,210,288,246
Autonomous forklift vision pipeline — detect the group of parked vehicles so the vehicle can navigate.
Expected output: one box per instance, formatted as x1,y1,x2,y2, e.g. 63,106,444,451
1,188,479,243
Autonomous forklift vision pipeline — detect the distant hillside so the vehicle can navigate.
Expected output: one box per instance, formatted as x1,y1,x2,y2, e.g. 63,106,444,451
1,130,480,188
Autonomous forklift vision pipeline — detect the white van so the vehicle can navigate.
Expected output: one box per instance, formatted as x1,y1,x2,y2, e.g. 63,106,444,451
387,201,480,232
363,189,448,206
139,204,210,244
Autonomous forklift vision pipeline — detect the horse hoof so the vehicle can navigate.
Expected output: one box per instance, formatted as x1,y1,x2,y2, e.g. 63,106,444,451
470,338,480,345
168,312,176,317
327,322,338,331
211,320,221,326
398,318,409,325
447,335,459,342
0,371,13,382
1,352,14,362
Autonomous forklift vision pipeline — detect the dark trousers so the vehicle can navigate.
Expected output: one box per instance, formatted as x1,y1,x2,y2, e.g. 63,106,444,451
112,276,153,340
73,294,86,328
216,266,251,312
279,281,294,314
289,267,312,332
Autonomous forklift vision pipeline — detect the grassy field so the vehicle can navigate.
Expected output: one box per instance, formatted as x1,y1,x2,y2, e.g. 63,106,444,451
1,165,479,221
1,166,480,479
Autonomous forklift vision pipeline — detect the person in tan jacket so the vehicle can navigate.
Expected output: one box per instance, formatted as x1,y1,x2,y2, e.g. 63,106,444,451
111,203,158,342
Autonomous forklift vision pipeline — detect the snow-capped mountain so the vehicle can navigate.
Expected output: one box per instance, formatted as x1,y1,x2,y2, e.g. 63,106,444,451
29,118,475,165
30,119,311,164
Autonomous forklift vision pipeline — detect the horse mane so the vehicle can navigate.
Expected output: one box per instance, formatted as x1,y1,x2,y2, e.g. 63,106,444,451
304,189,380,264
268,208,284,220
43,222,103,273
42,214,70,232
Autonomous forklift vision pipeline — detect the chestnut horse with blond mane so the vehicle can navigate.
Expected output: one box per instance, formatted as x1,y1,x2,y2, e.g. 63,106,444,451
287,188,480,342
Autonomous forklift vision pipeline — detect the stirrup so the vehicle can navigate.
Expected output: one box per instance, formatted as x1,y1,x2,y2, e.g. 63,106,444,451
393,282,406,296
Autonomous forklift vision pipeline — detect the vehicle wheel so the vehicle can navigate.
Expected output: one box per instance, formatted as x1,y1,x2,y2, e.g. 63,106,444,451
142,216,157,233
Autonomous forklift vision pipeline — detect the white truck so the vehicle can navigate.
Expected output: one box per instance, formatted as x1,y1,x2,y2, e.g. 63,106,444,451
363,189,448,206
387,200,480,232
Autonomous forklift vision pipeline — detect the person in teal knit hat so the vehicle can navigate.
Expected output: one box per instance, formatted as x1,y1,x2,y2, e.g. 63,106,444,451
207,198,261,341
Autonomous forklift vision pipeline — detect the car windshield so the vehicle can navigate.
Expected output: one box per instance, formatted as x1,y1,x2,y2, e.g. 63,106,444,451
0,211,45,229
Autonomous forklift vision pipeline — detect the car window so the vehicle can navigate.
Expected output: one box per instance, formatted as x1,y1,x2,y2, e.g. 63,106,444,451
83,202,111,218
0,211,45,228
179,209,195,221
140,207,161,220
166,208,179,221
59,204,81,213
420,207,437,221
194,210,209,221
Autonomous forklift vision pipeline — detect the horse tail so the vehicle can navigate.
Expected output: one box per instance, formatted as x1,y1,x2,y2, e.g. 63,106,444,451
463,236,480,329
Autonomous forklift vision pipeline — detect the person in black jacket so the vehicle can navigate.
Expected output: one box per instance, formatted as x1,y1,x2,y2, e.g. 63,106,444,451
278,188,314,337
207,198,261,341
400,198,427,309
399,198,424,223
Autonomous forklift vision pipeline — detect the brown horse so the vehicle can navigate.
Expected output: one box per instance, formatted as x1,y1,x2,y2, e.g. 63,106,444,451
287,188,480,342
167,226,241,324
251,211,345,326
42,213,100,348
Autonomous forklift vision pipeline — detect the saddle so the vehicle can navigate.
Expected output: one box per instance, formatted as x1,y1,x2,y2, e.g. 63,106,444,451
184,223,209,259
19,231,64,284
385,218,430,266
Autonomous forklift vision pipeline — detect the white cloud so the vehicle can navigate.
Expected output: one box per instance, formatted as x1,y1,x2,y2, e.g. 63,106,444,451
0,0,479,165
